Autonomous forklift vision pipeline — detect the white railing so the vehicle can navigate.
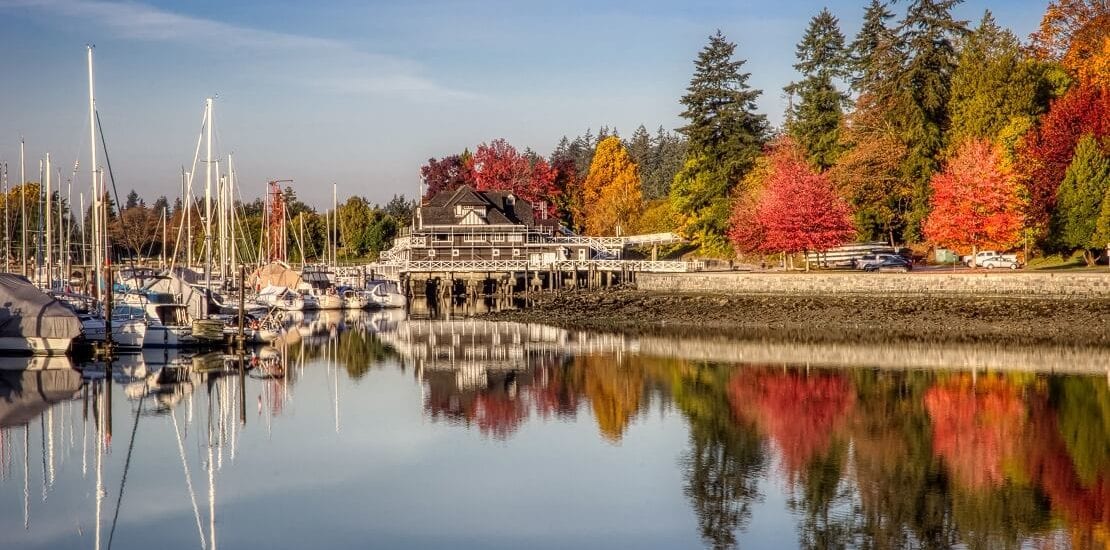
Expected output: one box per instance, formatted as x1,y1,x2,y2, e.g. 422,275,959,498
389,258,692,273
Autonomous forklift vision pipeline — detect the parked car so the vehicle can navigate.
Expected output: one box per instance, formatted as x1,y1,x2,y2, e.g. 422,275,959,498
963,251,1019,268
853,253,899,270
864,256,913,273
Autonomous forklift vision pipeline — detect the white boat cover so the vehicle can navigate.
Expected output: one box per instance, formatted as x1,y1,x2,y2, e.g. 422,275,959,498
0,274,82,340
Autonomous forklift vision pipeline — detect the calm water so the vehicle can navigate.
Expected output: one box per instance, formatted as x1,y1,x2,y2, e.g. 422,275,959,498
1,309,1109,549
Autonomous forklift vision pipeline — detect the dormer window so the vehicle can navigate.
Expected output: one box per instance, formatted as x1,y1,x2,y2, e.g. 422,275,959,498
505,194,515,206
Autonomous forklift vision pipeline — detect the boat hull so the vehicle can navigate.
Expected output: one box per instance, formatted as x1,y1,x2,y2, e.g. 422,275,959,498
0,337,73,356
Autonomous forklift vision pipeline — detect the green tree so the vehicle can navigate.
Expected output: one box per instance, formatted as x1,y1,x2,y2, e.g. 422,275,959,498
850,0,898,93
787,8,849,170
947,12,1056,148
1051,135,1110,264
338,196,373,257
365,211,399,258
673,31,768,254
892,0,969,240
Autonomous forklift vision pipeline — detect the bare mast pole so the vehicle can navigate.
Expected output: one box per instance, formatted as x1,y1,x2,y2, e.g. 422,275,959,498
45,153,52,289
203,97,213,317
87,45,101,301
20,139,27,277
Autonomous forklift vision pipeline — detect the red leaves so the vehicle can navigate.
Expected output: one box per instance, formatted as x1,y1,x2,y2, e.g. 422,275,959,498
420,154,475,200
924,375,1025,489
924,139,1024,250
728,370,855,480
729,141,855,254
1018,85,1110,232
472,139,559,218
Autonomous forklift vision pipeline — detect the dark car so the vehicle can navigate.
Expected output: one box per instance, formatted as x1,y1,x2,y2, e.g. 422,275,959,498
863,256,912,273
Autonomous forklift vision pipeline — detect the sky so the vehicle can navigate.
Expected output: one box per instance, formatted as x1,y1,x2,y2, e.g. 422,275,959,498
0,0,1046,209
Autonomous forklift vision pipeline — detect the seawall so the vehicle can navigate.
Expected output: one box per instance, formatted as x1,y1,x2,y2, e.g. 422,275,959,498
636,271,1110,298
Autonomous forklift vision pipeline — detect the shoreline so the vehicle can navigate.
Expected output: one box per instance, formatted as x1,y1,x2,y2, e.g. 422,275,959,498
477,288,1110,347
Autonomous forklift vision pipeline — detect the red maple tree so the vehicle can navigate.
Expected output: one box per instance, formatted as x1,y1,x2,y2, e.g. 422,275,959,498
1017,85,1110,232
420,153,475,201
472,139,559,218
741,143,855,255
924,139,1024,253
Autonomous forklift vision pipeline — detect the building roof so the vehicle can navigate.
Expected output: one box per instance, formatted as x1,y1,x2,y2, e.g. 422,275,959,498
419,185,541,228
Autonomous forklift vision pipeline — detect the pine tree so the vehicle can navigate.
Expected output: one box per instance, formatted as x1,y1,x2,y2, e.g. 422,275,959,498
850,0,899,93
948,12,1054,149
1051,135,1110,263
125,189,140,210
787,8,848,170
893,0,969,240
625,125,652,179
673,31,768,254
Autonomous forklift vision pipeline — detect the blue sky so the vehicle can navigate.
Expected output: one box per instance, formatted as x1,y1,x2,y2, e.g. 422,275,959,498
0,0,1045,208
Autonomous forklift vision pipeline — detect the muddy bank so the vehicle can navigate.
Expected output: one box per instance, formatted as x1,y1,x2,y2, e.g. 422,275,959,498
477,289,1110,346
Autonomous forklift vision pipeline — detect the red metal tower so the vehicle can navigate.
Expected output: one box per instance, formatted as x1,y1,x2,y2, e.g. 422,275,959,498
267,180,291,262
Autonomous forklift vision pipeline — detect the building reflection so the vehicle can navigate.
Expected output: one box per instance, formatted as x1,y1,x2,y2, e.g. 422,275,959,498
1,314,1108,550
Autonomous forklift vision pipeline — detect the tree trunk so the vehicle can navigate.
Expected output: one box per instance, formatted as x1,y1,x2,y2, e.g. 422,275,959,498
971,244,978,269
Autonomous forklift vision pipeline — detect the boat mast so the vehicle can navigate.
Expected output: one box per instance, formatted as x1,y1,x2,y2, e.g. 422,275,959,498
228,154,237,280
203,97,213,317
87,45,101,301
2,162,7,273
20,138,26,278
332,182,337,266
45,153,52,289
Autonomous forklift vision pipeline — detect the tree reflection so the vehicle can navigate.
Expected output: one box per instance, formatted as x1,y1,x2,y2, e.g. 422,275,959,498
674,363,767,549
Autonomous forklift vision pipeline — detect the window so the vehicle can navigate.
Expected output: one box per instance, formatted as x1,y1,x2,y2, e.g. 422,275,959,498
427,249,435,258
434,234,449,242
464,233,486,243
512,248,521,257
508,234,524,243
451,249,460,257
578,249,587,261
490,234,506,243
492,249,501,257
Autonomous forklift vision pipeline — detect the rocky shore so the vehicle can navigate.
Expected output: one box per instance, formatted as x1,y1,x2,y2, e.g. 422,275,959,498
478,289,1110,346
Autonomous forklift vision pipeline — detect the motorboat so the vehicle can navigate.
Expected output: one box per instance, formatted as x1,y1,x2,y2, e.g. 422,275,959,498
369,280,405,308
255,285,306,311
78,313,147,351
114,290,199,348
340,286,370,310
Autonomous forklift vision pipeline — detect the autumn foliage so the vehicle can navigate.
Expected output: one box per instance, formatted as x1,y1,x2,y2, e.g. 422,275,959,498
1017,85,1110,233
728,370,855,480
924,375,1025,489
472,139,559,218
924,139,1024,252
1030,0,1110,87
582,137,645,236
728,141,854,255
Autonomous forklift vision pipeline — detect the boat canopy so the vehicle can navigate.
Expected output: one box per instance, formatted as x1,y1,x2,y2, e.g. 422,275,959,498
249,261,303,290
0,274,82,340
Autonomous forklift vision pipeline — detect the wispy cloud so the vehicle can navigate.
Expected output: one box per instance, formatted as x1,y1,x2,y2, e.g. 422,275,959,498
0,0,474,99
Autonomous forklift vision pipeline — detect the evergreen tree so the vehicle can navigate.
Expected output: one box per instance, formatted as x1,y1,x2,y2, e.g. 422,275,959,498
673,31,768,254
625,125,652,177
947,11,1055,149
152,196,169,214
125,189,140,210
787,8,849,170
1051,135,1110,264
647,127,687,200
892,0,969,240
850,0,898,93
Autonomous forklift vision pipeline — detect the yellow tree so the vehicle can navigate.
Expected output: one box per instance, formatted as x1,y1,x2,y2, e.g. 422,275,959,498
583,136,644,236
1030,0,1110,87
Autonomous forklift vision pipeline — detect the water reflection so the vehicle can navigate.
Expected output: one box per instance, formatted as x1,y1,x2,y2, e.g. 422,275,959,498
0,312,1107,549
